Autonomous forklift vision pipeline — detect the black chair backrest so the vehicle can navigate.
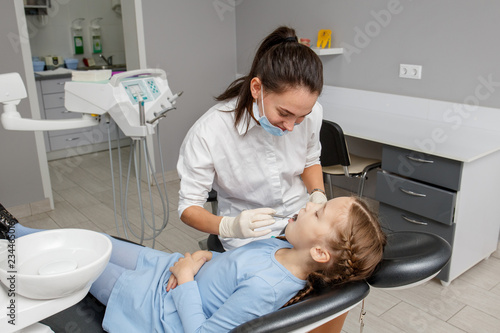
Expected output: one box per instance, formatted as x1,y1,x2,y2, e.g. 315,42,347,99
231,280,369,333
319,120,351,167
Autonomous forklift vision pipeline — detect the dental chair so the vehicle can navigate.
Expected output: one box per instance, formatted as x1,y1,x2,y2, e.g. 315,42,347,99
39,231,451,333
227,231,451,332
203,191,452,332
40,188,452,332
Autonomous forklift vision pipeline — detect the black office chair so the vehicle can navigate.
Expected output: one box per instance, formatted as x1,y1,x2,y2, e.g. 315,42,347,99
320,120,381,198
41,231,451,333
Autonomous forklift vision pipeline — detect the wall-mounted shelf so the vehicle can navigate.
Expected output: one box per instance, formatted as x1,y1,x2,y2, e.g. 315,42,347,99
24,0,51,15
311,47,343,56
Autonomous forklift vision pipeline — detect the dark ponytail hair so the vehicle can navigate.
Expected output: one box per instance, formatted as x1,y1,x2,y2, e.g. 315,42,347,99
216,26,323,132
282,197,386,308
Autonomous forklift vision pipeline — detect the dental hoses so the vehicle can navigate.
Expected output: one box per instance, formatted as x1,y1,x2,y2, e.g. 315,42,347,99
107,121,170,248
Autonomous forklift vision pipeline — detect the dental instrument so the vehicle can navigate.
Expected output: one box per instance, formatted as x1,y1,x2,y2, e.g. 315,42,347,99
273,214,298,220
0,69,182,248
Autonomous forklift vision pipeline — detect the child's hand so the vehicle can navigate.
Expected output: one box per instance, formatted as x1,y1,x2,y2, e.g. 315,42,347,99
191,250,213,262
166,251,212,291
168,252,207,290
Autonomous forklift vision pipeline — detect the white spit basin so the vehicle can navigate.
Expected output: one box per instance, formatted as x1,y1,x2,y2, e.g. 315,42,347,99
0,229,112,299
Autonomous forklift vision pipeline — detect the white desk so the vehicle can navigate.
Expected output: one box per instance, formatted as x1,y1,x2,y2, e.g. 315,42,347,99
319,86,500,284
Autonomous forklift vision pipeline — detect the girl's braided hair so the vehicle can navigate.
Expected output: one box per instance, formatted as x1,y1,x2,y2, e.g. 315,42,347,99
282,197,386,308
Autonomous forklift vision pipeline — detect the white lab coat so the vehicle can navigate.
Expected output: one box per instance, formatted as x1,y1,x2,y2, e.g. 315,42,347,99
177,98,323,250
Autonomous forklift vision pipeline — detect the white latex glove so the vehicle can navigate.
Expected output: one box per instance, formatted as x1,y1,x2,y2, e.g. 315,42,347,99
309,191,328,204
219,208,276,239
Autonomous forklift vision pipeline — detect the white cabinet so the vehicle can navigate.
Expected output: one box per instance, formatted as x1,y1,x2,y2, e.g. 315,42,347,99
320,85,500,285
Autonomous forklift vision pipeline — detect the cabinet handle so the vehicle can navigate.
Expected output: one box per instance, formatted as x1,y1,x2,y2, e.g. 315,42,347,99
406,155,434,164
66,137,80,141
59,97,65,100
399,187,427,197
57,82,65,85
401,214,428,226
62,110,70,113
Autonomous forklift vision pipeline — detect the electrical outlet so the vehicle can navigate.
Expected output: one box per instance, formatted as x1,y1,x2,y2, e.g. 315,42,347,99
399,64,422,79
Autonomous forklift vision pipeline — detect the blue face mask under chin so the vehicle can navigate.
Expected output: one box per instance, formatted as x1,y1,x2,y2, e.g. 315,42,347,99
253,89,288,137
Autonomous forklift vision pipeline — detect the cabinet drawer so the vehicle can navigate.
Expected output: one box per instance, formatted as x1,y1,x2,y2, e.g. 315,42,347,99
382,145,462,191
376,171,456,225
46,107,94,137
92,121,119,143
40,78,70,94
49,131,93,151
379,203,453,282
48,127,95,138
379,203,455,246
43,93,66,109
45,107,81,120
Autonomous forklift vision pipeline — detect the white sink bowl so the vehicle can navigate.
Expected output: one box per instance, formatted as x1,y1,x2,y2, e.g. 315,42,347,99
0,229,112,300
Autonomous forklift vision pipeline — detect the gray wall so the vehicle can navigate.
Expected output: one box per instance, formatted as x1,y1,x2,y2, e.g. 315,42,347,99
235,0,500,109
4,1,498,209
0,1,45,207
141,0,237,171
0,0,237,209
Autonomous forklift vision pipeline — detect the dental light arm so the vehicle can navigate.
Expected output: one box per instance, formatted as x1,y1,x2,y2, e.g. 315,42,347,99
0,73,99,131
0,73,26,106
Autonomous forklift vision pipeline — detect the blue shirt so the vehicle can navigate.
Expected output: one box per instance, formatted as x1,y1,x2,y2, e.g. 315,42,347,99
102,238,305,332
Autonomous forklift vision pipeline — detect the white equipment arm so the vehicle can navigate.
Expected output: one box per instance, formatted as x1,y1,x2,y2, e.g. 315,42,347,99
1,111,98,131
0,73,99,131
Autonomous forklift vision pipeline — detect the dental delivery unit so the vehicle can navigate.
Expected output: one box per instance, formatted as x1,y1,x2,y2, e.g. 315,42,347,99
0,69,182,247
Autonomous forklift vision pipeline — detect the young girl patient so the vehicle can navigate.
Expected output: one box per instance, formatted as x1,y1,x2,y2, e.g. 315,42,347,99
12,197,386,332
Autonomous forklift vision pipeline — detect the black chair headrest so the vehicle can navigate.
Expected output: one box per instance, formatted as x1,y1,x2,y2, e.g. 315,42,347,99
366,231,452,288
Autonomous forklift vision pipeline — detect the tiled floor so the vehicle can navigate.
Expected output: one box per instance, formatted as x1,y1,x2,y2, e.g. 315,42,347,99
17,148,500,333
19,147,209,254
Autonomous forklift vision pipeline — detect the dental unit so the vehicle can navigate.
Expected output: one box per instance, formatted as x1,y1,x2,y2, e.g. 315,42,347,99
0,69,183,333
0,69,182,247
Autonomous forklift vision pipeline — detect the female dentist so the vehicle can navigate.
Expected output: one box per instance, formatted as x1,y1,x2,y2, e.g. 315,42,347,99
177,26,327,251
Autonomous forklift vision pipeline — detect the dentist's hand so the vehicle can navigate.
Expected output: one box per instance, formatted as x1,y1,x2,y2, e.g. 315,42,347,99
309,190,327,204
219,208,276,239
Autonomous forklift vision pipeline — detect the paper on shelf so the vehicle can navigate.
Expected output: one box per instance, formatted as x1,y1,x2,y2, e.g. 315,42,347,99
72,70,111,82
35,68,75,76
